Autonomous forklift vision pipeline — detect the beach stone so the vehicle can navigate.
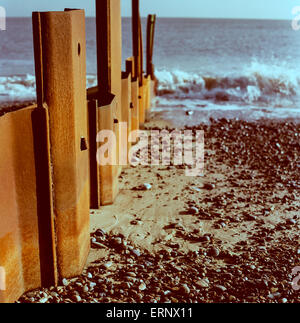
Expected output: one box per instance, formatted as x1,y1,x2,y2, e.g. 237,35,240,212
82,285,89,293
188,207,199,215
89,282,97,289
186,110,194,116
215,285,227,292
143,183,152,190
245,214,257,221
72,295,81,302
103,262,113,269
95,228,106,237
92,241,107,249
229,295,237,302
139,283,147,291
203,183,215,190
180,284,190,295
39,297,48,303
112,237,122,246
132,249,141,257
286,218,296,225
208,247,220,257
195,279,210,288
62,278,69,286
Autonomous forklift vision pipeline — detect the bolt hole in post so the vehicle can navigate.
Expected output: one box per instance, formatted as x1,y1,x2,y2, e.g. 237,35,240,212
78,42,81,56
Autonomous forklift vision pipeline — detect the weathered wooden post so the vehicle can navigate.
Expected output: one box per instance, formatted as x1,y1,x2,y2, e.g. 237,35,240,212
132,0,147,127
88,99,100,209
94,0,122,205
0,105,54,303
126,57,140,133
32,9,90,279
145,14,157,120
121,70,132,165
146,14,156,80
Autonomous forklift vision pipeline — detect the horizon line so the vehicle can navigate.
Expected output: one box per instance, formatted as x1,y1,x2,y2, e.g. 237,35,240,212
5,16,291,21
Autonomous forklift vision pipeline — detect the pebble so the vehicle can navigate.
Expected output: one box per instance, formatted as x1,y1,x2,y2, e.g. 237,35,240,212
286,219,296,225
229,295,237,302
203,183,215,190
103,262,113,269
268,292,281,299
138,283,147,291
112,237,122,246
39,297,48,303
186,111,194,116
215,285,227,292
92,241,107,249
246,214,257,221
82,285,89,293
195,279,210,288
180,284,191,295
132,249,141,257
143,183,152,190
95,228,106,237
62,278,69,286
188,207,199,215
72,295,82,302
89,282,97,289
208,247,220,257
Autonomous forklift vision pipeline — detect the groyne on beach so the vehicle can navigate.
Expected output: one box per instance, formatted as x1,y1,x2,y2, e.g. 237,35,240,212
0,0,157,303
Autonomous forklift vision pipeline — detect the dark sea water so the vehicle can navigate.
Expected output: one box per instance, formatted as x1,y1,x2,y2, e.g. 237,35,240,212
0,17,300,118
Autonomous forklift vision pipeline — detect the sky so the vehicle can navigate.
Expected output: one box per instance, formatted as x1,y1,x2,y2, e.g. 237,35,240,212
0,0,296,19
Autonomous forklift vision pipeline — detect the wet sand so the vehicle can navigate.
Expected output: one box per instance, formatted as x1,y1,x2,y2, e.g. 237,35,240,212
19,108,300,303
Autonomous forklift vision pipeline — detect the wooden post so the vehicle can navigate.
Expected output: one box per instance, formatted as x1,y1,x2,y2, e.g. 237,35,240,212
97,95,119,205
32,9,90,279
121,71,132,165
88,99,100,209
126,57,139,132
146,14,156,80
132,0,142,85
132,0,146,127
0,105,50,303
95,0,122,198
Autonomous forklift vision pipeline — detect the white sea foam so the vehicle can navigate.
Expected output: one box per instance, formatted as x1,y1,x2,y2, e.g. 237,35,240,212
0,61,299,112
155,61,300,108
0,74,98,104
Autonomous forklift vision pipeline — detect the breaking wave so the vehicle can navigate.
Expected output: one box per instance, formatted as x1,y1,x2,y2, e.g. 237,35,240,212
156,62,300,108
0,74,98,105
1,61,299,110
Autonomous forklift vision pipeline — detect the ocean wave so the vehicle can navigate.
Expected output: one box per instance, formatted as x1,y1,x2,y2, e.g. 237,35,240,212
1,63,299,110
0,74,36,103
0,74,98,105
155,62,300,107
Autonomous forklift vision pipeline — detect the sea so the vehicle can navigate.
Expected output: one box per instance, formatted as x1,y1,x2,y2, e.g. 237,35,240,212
1,17,300,119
